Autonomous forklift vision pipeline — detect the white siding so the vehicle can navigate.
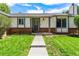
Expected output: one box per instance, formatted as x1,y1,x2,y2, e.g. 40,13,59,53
40,18,49,28
10,18,17,28
10,17,31,28
62,28,68,32
50,17,56,28
69,5,74,14
18,25,24,28
57,28,68,33
25,18,30,28
56,28,61,32
74,5,77,15
69,17,77,28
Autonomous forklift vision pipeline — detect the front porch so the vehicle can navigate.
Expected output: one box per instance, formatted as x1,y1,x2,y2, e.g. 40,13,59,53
31,16,69,33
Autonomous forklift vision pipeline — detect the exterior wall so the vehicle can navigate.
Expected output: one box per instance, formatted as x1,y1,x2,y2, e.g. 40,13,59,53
39,18,49,32
10,17,31,28
10,18,17,28
50,17,56,33
69,17,77,28
7,28,32,34
69,4,77,15
18,25,24,28
8,16,78,34
39,28,49,32
7,17,31,34
40,18,49,28
68,28,78,34
25,18,30,28
68,17,78,34
74,5,77,15
50,17,56,28
69,5,74,14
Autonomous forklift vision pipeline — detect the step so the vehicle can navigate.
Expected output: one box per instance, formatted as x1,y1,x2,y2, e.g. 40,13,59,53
28,47,48,56
31,45,46,47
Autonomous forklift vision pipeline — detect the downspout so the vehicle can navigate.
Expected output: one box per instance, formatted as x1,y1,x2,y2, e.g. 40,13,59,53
49,17,51,33
68,16,69,34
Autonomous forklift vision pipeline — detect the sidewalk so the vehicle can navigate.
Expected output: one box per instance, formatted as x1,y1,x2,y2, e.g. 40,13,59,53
28,35,48,56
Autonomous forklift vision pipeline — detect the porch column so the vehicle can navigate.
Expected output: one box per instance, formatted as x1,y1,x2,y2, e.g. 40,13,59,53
68,16,69,34
49,17,51,33
30,18,32,33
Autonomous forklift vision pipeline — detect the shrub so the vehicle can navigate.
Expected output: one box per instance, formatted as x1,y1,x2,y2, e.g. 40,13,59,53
74,15,79,35
0,15,11,38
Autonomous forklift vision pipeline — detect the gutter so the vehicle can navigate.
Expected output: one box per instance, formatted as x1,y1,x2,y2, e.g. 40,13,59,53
0,11,9,17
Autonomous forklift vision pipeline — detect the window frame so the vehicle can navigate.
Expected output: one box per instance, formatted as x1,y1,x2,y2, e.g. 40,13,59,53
56,18,66,28
17,17,25,25
62,18,66,28
56,18,62,28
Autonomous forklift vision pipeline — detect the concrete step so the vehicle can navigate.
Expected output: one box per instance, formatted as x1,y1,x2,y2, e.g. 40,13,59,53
31,45,46,47
28,47,48,56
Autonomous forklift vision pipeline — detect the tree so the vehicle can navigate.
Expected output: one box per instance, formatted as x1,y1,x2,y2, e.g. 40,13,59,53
62,10,69,14
0,3,10,13
0,15,11,38
74,15,79,35
77,6,79,15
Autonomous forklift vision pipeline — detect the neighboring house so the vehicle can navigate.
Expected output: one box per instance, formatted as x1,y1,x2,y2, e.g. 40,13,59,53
0,4,78,34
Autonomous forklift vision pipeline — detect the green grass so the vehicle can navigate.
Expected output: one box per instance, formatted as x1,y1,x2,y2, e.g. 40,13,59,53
44,35,79,56
0,35,34,56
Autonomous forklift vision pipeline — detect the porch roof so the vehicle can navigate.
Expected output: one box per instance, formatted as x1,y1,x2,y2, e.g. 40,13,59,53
8,13,74,17
0,11,74,17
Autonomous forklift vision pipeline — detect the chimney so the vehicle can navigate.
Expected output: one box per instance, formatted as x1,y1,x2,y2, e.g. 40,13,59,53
72,3,75,15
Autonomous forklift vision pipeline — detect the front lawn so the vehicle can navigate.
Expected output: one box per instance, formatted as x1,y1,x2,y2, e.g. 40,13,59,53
0,35,34,56
44,35,79,56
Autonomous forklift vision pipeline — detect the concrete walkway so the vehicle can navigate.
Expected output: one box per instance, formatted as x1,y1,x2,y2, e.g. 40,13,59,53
28,35,48,56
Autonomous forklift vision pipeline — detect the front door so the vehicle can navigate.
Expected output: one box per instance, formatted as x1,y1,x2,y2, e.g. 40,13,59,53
32,18,40,33
56,18,68,33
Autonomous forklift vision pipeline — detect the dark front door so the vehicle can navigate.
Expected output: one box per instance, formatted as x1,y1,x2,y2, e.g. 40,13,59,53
32,18,40,33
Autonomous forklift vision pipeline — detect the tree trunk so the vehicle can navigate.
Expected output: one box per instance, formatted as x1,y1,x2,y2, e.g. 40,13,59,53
2,31,6,39
78,30,79,35
0,35,2,39
78,28,79,36
0,31,6,39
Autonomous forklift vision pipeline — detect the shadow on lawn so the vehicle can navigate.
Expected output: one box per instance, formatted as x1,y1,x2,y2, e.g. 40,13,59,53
68,35,79,38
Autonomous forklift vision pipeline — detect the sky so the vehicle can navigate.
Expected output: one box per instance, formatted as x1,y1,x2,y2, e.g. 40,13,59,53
1,0,79,13
7,3,72,13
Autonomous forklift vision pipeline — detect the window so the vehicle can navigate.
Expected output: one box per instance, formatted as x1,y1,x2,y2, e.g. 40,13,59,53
18,18,25,25
56,18,66,28
56,18,61,28
62,18,66,28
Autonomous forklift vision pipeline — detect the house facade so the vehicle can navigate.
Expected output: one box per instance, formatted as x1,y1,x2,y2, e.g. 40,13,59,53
0,4,78,34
